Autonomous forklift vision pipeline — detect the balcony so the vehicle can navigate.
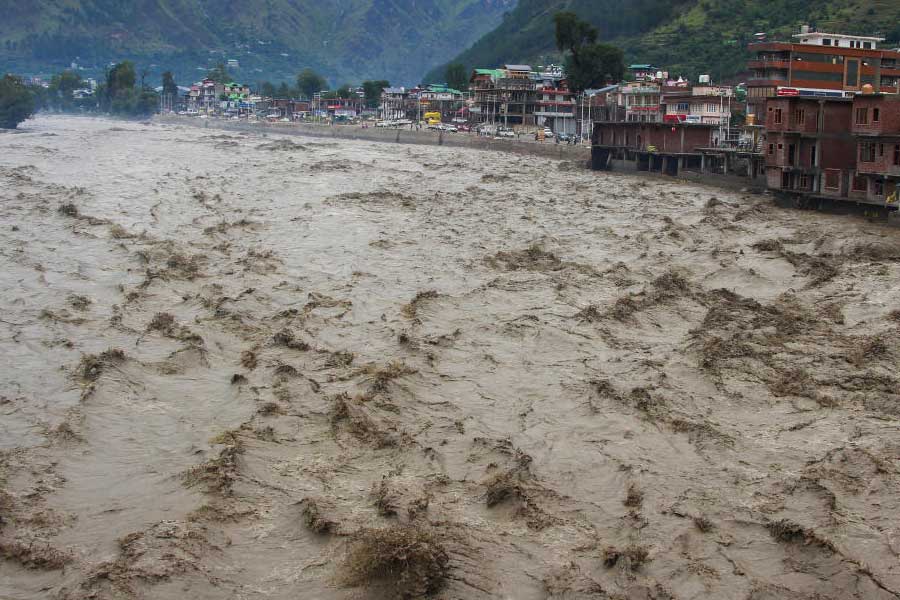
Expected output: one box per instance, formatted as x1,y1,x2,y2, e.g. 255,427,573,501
534,110,575,118
748,59,791,70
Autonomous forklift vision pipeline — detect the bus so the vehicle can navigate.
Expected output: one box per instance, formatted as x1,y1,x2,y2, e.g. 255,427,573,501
423,111,441,125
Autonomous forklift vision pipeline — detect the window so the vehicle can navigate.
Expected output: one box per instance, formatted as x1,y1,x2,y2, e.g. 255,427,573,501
778,143,783,150
795,109,805,125
879,144,884,157
852,175,867,192
811,145,817,166
875,180,884,196
825,169,840,189
768,143,775,155
846,59,860,87
861,142,876,162
894,145,900,166
800,174,809,189
855,107,868,125
774,108,783,124
874,108,880,122
793,70,844,83
823,38,832,46
864,42,872,49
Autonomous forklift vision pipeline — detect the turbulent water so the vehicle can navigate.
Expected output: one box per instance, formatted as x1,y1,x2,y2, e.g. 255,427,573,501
2,115,900,600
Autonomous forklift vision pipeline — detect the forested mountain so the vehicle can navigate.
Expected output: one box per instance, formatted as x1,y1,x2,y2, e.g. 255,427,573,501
0,0,516,85
426,0,900,84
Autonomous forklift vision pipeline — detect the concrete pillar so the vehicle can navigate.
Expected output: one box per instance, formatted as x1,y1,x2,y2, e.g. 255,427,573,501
701,153,706,173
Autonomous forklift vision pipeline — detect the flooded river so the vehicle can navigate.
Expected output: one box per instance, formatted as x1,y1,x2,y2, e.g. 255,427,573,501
2,115,900,599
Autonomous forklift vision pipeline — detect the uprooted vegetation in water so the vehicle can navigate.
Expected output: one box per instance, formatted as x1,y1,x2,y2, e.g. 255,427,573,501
298,497,336,534
356,360,417,393
329,393,402,448
766,519,836,552
486,244,564,272
606,268,693,321
77,348,127,382
401,290,439,319
340,525,450,598
182,442,243,495
0,539,72,570
602,544,651,571
146,312,203,344
272,328,311,351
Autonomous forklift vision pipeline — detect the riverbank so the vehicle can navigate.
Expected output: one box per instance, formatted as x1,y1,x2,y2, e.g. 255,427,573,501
156,114,593,163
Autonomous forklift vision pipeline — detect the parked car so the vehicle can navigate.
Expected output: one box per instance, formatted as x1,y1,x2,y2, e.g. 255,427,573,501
556,132,571,142
457,124,471,133
543,128,554,137
496,129,516,138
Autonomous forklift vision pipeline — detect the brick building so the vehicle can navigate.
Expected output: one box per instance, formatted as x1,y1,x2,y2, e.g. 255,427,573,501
763,97,855,196
747,27,900,124
851,94,900,205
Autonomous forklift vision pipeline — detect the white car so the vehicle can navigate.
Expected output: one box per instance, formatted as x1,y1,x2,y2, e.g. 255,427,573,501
496,129,516,138
543,128,554,137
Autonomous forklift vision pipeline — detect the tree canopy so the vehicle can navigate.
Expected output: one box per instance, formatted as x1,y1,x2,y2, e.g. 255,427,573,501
206,63,230,83
0,74,36,129
48,70,83,110
554,11,623,91
101,62,158,116
260,81,277,98
297,68,326,99
362,80,390,108
161,71,178,97
444,63,469,91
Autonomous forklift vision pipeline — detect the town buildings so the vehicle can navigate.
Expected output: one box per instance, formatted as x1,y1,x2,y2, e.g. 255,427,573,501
747,26,900,125
591,25,900,213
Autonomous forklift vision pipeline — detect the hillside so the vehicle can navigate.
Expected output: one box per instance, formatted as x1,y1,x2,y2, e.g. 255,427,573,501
0,0,516,86
425,0,900,84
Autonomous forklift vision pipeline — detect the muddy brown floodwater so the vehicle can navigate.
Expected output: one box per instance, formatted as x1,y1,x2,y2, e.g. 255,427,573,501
2,115,900,600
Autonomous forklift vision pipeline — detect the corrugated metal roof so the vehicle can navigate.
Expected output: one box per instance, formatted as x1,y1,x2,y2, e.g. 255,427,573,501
504,64,532,71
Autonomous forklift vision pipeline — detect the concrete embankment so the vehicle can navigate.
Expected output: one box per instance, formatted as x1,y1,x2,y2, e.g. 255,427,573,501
156,115,592,163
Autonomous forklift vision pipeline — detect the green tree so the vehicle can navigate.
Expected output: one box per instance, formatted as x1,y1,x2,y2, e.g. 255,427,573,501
102,62,158,116
297,68,326,99
444,63,468,91
362,80,390,108
554,11,623,91
0,75,36,129
277,82,291,98
207,63,230,83
48,70,82,110
553,12,598,62
260,81,276,98
162,71,178,97
105,61,136,107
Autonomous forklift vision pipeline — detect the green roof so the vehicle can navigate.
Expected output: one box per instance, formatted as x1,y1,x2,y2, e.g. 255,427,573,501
629,64,654,70
473,68,504,80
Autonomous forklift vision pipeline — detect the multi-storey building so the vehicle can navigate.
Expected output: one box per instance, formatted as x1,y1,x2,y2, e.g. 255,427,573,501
747,26,900,124
469,66,538,128
187,79,223,114
851,94,900,205
534,86,575,133
763,96,855,196
620,81,662,122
